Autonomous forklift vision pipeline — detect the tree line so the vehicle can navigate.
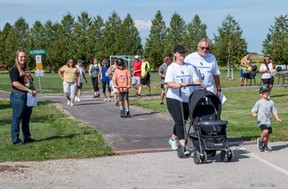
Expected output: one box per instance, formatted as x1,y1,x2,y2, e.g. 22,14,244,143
0,10,287,72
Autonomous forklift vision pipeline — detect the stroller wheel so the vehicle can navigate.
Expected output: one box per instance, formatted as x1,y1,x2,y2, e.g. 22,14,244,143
200,151,207,163
193,151,201,164
220,150,226,162
226,149,234,162
220,149,234,162
193,151,207,164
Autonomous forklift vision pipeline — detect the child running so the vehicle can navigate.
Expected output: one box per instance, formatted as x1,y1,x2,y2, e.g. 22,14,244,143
251,86,282,152
112,58,131,118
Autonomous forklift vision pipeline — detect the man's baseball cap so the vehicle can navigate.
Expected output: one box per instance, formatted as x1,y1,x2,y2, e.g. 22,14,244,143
134,55,139,59
173,45,186,53
259,86,270,94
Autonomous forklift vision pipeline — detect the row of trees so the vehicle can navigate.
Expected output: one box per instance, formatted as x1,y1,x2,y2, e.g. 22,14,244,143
0,10,287,74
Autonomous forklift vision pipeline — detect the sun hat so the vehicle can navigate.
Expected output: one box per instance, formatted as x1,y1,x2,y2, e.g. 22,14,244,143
134,55,139,59
259,86,270,94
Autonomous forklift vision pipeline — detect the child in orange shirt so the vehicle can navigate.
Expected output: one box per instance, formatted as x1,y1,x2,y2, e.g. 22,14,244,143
112,58,131,118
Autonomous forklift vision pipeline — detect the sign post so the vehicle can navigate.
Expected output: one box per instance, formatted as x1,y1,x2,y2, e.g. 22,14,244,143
29,49,46,90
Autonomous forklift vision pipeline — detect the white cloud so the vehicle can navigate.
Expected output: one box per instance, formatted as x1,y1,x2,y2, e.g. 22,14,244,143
134,20,151,30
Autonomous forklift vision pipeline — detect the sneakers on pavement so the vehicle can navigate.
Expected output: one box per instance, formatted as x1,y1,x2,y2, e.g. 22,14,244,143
168,138,178,150
67,101,71,106
264,145,272,152
126,111,131,118
184,147,191,157
257,137,264,151
120,109,125,118
108,98,111,102
75,97,80,102
70,103,74,106
104,98,107,102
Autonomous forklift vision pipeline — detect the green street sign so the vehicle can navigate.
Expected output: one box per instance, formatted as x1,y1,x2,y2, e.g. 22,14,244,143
29,49,46,55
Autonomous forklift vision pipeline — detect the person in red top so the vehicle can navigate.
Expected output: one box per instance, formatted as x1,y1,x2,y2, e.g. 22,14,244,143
112,58,131,118
132,55,142,97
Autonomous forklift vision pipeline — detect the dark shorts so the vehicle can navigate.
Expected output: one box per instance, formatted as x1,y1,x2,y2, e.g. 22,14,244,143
118,91,129,101
259,124,272,134
262,78,274,85
78,83,83,90
243,73,250,78
141,74,150,85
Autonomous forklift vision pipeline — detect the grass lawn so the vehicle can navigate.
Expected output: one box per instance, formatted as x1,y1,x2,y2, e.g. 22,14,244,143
0,100,113,162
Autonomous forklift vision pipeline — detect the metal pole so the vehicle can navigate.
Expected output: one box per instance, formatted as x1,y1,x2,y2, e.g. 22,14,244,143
38,76,42,90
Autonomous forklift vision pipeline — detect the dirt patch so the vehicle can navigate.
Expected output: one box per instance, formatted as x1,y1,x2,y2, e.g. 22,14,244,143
0,165,28,173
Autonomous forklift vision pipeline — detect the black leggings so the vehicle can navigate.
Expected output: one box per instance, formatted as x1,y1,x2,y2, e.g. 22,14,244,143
166,97,189,140
102,81,111,93
91,77,99,92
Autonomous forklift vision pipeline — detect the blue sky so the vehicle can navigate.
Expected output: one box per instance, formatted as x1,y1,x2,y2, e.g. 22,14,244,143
0,0,287,54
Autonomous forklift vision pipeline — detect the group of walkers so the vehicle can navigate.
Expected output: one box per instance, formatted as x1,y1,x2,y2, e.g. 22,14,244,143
8,39,282,155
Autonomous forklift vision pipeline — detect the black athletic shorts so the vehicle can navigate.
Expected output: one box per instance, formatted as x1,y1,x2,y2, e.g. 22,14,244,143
259,124,272,134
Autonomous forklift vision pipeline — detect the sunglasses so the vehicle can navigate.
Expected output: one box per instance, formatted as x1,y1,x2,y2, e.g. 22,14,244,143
200,47,210,51
19,56,26,59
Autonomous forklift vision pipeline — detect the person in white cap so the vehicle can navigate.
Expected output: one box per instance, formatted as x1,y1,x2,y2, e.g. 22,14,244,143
132,55,142,96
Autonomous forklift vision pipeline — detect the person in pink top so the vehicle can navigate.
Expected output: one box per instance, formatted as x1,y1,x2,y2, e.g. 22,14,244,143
132,55,142,97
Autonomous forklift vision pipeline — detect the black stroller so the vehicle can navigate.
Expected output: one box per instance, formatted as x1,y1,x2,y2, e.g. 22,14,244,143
178,88,234,164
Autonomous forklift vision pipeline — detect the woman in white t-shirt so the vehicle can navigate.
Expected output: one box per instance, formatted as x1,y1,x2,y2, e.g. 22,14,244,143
165,45,204,156
260,56,274,90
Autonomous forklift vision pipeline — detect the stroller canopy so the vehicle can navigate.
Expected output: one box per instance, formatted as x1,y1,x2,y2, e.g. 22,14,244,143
189,89,222,119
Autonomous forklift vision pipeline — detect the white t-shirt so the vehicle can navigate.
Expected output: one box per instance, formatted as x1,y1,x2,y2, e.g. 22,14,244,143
165,62,200,102
184,52,220,93
76,65,85,83
259,63,273,79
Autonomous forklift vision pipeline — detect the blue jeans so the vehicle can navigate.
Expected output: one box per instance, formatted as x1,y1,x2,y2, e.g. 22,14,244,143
10,89,33,144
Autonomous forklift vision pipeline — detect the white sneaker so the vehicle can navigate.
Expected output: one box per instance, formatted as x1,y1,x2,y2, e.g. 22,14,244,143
104,98,107,102
77,97,81,102
70,103,74,106
67,101,71,106
108,98,111,102
168,138,178,150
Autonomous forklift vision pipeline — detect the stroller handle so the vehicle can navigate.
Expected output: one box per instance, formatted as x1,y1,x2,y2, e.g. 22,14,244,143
179,84,202,97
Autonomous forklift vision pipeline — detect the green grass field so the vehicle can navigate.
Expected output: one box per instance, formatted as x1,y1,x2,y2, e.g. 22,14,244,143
1,71,287,161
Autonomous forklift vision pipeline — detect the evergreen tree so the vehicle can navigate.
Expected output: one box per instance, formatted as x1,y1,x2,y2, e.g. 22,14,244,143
164,12,186,57
183,14,208,53
50,13,75,70
115,14,143,56
89,15,104,64
144,10,167,70
27,20,46,69
3,18,30,68
262,14,288,64
213,15,247,79
74,11,92,64
0,23,13,68
43,20,60,72
98,11,122,59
